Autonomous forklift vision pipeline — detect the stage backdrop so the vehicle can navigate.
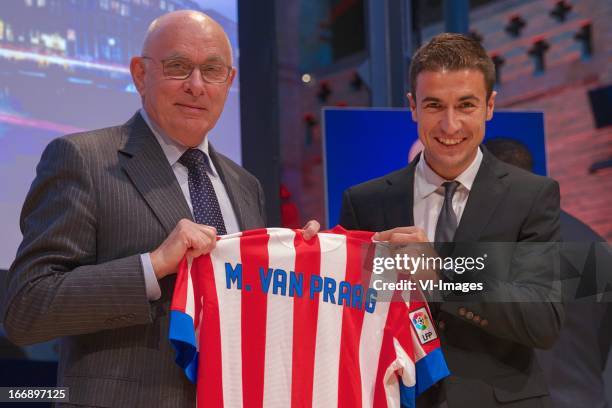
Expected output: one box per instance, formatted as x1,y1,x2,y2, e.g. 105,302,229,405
323,108,547,228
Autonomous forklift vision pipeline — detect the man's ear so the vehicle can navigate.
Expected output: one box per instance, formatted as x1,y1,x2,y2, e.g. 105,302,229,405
486,90,497,121
407,92,417,122
226,67,237,96
130,57,146,96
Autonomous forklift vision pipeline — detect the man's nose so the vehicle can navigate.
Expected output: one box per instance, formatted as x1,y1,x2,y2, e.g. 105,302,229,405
183,67,206,97
439,108,461,135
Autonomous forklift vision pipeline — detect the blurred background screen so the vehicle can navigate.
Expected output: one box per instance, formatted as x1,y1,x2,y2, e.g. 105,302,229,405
0,0,240,270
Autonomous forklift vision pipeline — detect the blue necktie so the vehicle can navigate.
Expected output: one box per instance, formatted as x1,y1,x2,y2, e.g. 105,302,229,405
179,149,227,235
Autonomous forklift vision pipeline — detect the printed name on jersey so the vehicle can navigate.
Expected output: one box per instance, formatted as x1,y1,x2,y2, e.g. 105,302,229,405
409,307,438,344
225,262,377,313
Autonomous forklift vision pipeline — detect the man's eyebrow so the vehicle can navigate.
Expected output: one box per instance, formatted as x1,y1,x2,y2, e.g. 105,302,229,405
421,96,442,103
458,94,480,102
162,54,228,65
420,95,481,103
204,55,228,65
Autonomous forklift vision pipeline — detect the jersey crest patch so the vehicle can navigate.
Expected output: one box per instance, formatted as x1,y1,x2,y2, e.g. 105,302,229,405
409,307,437,344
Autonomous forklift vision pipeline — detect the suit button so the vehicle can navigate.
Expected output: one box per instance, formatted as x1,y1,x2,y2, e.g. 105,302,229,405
465,311,474,320
458,307,466,316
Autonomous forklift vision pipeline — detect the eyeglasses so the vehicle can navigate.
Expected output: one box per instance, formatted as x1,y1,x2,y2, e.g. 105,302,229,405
141,56,232,83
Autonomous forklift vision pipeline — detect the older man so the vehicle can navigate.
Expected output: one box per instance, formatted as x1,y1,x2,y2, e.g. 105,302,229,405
340,33,563,407
3,10,317,407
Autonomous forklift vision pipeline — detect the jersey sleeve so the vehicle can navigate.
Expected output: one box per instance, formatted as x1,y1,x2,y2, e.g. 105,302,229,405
169,256,199,383
404,299,449,398
385,298,449,408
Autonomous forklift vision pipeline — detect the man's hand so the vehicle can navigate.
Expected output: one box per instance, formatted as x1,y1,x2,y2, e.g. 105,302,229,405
373,226,435,259
374,226,440,282
150,219,217,280
301,219,320,240
374,226,429,244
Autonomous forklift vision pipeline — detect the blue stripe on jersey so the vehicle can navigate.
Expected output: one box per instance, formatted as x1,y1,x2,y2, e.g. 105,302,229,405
169,310,199,383
399,348,450,407
415,348,450,395
399,383,416,408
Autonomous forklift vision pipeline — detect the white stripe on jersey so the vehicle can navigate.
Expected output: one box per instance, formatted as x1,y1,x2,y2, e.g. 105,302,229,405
186,257,195,323
211,233,244,407
394,337,417,389
383,342,402,408
311,233,347,408
360,244,400,407
262,229,296,407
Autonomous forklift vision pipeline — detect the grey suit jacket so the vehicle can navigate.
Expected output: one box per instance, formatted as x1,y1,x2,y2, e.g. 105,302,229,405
3,112,266,407
340,147,564,408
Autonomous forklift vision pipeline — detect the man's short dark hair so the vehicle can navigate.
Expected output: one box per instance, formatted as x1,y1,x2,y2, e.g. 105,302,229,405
484,138,534,172
409,33,496,100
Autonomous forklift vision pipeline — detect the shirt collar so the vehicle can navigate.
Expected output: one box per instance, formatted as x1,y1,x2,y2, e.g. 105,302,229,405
415,146,483,198
139,108,216,176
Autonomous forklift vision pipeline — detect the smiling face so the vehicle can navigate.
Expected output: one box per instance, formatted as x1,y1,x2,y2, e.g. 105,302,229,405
408,69,496,180
130,12,236,147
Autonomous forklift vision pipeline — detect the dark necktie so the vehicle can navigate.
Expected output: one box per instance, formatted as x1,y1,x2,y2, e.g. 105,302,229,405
179,149,227,235
434,181,460,254
430,181,460,322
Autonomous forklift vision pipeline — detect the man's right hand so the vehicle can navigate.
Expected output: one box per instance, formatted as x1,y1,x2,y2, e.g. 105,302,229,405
150,219,217,280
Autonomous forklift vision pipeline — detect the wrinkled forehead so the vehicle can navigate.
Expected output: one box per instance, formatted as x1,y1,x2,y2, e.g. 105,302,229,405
145,18,232,64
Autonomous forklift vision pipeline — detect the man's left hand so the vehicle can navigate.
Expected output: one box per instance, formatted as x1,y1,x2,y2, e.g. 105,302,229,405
373,226,429,244
374,226,441,283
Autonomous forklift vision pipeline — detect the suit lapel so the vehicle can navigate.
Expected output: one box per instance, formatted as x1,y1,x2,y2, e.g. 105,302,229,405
383,157,418,229
118,113,193,234
208,144,248,230
453,148,509,242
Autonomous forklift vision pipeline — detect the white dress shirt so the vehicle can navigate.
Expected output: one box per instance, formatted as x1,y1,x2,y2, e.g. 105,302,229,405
413,148,483,242
139,109,240,300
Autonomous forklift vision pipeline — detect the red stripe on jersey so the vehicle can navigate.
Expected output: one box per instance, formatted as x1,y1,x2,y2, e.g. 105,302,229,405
171,257,189,313
240,229,270,408
337,232,374,408
373,278,409,408
290,232,321,408
193,255,224,408
391,301,415,362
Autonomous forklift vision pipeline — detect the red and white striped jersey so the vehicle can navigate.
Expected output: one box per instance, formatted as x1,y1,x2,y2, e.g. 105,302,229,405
169,227,449,408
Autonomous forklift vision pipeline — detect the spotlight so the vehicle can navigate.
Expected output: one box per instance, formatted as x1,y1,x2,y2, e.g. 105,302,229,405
550,1,572,22
317,81,332,103
505,15,526,37
527,39,550,74
574,23,593,59
301,73,312,84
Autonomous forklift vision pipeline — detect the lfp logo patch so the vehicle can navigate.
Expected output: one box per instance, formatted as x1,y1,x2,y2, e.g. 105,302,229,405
409,307,437,344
